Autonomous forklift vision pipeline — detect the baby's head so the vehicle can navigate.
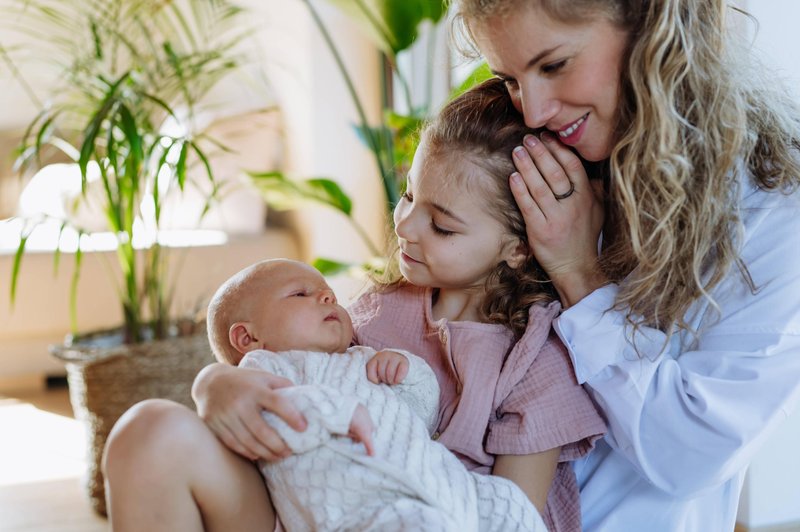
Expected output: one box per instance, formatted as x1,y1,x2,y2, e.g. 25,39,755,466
207,259,354,365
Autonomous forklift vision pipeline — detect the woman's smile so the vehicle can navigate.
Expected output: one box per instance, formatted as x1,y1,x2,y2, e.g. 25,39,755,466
557,113,589,144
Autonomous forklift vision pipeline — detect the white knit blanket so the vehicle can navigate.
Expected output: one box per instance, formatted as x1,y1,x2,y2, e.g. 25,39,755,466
240,346,546,532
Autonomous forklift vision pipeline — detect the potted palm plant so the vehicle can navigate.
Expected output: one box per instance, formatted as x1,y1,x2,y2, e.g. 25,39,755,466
3,0,257,515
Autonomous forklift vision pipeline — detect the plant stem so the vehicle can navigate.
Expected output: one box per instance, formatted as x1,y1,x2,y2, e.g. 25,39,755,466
349,215,383,258
303,0,397,207
0,44,43,109
350,0,414,115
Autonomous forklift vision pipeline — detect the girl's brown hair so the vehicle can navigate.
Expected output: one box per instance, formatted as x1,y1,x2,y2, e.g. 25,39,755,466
456,0,800,339
382,78,558,338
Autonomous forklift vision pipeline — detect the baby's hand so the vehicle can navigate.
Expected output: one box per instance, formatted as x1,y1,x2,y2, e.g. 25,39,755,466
348,404,375,456
366,350,409,385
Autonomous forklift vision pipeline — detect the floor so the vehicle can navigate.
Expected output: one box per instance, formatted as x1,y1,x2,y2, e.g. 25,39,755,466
1,386,798,532
0,386,108,532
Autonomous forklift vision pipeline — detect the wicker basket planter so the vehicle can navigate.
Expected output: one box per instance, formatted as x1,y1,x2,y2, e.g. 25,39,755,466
51,326,216,516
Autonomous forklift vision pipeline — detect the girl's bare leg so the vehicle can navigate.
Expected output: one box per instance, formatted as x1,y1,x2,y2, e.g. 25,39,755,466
103,399,275,532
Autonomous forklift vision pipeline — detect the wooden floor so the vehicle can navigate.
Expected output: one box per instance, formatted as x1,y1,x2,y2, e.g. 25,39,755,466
0,386,108,532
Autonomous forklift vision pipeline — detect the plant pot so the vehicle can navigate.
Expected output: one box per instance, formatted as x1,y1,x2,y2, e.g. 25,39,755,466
50,325,216,516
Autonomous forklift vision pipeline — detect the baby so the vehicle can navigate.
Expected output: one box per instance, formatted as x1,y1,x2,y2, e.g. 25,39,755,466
206,258,546,532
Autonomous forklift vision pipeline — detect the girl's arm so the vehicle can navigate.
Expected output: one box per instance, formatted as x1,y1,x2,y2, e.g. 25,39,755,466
191,362,306,461
493,448,561,514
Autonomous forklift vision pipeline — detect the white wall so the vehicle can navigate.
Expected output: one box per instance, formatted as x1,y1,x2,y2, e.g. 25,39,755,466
740,1,800,101
243,0,388,265
735,1,800,529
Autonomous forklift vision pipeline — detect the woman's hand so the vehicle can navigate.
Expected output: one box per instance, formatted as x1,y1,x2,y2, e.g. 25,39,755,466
510,132,607,307
192,363,307,462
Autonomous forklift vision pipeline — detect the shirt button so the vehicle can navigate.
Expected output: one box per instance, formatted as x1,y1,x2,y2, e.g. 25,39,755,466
432,431,440,440
439,329,448,343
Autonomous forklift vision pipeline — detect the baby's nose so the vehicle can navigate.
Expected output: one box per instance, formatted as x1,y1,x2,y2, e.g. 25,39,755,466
320,289,336,304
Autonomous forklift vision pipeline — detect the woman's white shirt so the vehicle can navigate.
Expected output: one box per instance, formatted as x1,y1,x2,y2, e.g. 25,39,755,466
554,177,800,531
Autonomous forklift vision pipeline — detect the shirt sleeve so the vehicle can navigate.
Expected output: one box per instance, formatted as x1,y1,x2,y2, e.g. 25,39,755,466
486,334,606,461
553,189,800,497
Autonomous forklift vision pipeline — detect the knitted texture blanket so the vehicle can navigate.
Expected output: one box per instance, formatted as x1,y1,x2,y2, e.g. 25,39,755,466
240,346,546,532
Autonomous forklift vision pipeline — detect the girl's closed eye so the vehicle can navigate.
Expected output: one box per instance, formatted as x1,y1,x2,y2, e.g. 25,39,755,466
430,220,455,236
401,190,413,202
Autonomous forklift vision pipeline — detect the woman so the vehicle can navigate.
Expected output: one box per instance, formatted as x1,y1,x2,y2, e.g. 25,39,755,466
456,0,800,530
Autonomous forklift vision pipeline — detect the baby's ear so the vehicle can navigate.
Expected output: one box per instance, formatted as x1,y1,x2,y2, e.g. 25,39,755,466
503,239,529,270
229,322,258,354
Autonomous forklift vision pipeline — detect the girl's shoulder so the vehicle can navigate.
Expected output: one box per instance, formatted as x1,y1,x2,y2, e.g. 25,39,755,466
492,301,564,399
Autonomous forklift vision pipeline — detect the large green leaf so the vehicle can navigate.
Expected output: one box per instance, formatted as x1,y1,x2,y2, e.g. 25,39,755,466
249,171,353,217
313,255,388,277
450,61,494,99
324,0,447,56
312,257,352,276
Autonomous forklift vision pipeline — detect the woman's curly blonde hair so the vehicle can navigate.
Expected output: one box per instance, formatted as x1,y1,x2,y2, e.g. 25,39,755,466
379,78,558,339
456,0,800,337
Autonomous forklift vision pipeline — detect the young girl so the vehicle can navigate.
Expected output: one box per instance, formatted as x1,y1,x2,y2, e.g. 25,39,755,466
104,79,604,532
349,77,605,531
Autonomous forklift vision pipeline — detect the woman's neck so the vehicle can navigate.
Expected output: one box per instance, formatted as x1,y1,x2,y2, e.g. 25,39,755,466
430,287,486,323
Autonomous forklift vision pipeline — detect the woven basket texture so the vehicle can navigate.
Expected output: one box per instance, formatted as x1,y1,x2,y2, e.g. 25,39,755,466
51,328,215,516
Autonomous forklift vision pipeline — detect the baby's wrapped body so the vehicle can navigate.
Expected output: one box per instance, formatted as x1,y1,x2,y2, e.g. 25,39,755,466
240,347,546,532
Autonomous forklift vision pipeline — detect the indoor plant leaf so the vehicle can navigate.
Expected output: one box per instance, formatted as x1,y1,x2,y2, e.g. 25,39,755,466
249,171,354,217
324,0,447,57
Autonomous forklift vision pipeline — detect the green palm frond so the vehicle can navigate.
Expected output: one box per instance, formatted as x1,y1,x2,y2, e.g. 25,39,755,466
2,0,256,343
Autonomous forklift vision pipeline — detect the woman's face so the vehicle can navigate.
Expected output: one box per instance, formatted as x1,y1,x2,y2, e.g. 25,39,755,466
471,5,630,162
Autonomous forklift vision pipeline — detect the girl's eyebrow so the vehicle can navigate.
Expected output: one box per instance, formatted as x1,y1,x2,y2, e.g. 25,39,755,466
431,202,466,224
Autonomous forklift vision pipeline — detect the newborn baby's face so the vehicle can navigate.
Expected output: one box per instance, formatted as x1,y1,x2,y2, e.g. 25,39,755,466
251,261,354,354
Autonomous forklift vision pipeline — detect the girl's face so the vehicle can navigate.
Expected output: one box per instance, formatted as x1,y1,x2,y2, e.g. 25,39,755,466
471,5,629,162
394,141,521,291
